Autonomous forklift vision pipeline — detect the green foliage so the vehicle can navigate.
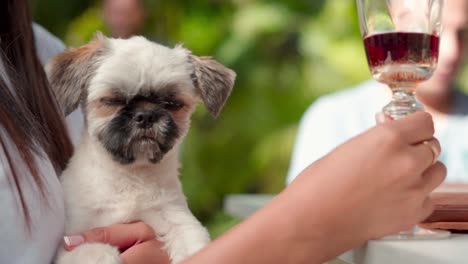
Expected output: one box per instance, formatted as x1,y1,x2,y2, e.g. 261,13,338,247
64,6,107,46
33,0,372,231
32,0,93,37
205,212,240,239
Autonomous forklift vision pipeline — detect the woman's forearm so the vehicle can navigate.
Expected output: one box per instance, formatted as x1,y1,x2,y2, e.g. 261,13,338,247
184,112,446,264
184,186,362,264
182,194,317,263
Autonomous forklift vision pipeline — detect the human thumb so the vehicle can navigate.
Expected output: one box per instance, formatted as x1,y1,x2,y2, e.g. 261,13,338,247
375,112,393,124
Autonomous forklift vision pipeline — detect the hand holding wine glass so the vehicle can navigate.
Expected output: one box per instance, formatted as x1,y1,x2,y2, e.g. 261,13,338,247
356,0,448,239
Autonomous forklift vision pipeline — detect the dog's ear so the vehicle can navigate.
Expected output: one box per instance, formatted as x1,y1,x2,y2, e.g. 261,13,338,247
46,32,108,116
189,55,236,118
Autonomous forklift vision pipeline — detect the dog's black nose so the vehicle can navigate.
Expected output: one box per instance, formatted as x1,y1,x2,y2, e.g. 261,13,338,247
134,111,156,129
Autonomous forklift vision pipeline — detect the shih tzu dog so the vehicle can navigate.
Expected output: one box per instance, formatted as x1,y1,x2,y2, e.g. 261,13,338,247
47,33,235,264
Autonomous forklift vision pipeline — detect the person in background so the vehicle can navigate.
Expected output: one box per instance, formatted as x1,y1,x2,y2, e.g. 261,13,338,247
287,0,468,184
1,0,445,263
102,0,146,39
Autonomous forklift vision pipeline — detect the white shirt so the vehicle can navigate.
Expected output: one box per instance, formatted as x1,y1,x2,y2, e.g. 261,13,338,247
0,24,82,264
0,138,65,264
287,80,468,184
33,23,83,146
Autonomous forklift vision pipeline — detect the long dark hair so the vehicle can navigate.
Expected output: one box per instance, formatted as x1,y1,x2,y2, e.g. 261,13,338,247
0,0,73,229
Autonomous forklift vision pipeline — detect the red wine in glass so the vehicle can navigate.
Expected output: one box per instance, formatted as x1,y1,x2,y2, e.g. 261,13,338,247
364,32,439,88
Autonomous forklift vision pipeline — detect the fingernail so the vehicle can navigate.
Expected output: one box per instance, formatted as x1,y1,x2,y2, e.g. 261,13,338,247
375,112,385,124
64,235,84,247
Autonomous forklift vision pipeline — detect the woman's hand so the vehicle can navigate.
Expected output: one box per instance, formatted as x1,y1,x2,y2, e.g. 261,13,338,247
64,222,170,264
278,111,445,261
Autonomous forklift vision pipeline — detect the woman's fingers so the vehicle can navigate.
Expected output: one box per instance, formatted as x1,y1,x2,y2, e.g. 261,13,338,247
63,222,170,264
419,197,436,223
64,222,156,251
409,138,442,170
410,162,446,223
391,111,435,144
375,112,392,124
120,240,170,264
421,138,441,165
420,161,447,194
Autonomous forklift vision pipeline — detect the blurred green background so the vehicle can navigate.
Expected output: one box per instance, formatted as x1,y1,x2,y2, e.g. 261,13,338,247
33,0,372,237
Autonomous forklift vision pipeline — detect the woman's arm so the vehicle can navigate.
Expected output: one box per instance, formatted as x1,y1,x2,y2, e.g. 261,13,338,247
184,111,445,264
66,112,444,264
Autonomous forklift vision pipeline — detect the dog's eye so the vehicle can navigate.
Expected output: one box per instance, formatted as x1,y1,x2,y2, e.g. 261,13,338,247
162,101,183,111
101,98,126,106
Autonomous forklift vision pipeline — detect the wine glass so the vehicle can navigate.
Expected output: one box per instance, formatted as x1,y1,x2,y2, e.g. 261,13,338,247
357,0,444,119
356,0,449,239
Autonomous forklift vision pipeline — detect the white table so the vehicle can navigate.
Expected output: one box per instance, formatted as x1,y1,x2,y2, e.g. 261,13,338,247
224,194,468,264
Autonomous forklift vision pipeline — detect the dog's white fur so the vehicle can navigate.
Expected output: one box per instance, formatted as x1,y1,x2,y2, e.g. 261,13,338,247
49,35,235,264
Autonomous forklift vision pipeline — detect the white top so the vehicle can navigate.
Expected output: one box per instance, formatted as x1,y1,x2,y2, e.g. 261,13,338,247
0,24,82,264
287,80,468,184
33,23,83,146
33,24,65,66
0,136,65,264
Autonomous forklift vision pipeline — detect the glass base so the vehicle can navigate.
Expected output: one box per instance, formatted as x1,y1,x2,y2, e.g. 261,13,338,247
383,88,424,119
379,226,450,240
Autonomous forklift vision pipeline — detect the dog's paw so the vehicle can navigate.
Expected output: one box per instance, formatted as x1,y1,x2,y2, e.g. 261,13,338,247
55,243,121,264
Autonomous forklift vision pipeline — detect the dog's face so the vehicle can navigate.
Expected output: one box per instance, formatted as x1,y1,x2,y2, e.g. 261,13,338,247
46,34,235,165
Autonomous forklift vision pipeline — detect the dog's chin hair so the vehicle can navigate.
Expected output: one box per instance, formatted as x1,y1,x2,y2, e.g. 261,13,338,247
133,139,163,164
96,119,180,166
101,139,164,165
101,137,177,165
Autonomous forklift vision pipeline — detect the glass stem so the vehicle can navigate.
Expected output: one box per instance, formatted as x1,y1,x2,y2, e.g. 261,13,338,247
383,87,424,119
